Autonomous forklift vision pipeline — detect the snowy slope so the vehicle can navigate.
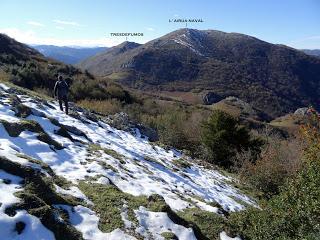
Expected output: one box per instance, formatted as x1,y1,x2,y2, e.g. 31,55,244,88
172,29,207,56
0,83,256,239
0,170,55,240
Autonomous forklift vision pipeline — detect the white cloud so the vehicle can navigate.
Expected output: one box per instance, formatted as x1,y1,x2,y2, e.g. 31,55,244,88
0,28,135,47
27,21,44,27
55,26,65,30
53,19,81,26
0,28,36,41
146,27,155,31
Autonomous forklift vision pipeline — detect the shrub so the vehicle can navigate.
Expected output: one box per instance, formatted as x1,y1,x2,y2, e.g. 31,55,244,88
106,84,132,103
237,135,303,199
70,79,108,101
201,110,262,168
71,79,133,103
155,111,191,150
125,101,193,151
228,110,320,239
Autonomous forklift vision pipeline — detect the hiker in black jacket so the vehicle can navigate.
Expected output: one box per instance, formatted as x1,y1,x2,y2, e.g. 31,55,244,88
54,75,69,114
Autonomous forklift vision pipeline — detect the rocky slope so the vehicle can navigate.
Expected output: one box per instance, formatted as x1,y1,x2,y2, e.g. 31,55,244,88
79,28,320,118
0,82,254,239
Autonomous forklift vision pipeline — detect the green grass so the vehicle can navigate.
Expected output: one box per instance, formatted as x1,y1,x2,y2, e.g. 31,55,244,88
79,182,219,239
106,71,132,81
133,161,154,175
87,144,103,158
103,148,126,163
143,155,166,167
172,158,191,169
78,182,170,232
98,161,119,173
88,144,126,163
0,156,83,240
176,207,227,240
161,231,178,240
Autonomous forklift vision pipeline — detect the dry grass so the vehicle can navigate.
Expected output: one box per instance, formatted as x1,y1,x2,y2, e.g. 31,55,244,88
155,91,201,104
236,133,304,198
0,69,11,82
270,114,305,135
77,99,122,115
106,71,132,81
210,101,242,118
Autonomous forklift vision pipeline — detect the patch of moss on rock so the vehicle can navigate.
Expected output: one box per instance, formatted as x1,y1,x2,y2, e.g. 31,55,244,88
14,103,32,118
55,127,74,142
161,231,178,240
172,158,191,169
103,148,126,163
16,153,72,189
7,94,32,118
0,119,63,150
143,155,166,167
37,132,64,150
88,144,126,163
98,161,118,173
48,117,60,126
0,156,83,240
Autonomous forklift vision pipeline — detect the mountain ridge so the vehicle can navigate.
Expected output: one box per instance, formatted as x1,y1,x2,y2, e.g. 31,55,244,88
302,49,320,58
31,44,108,64
78,28,320,118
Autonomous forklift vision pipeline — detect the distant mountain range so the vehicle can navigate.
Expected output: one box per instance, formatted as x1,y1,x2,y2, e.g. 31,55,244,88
302,49,320,58
31,45,108,64
0,33,93,93
1,31,320,119
78,28,320,118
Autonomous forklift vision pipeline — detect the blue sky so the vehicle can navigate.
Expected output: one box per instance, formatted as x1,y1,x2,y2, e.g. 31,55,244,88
0,0,319,48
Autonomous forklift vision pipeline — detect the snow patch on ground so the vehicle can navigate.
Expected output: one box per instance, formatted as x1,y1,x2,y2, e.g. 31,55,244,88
54,184,93,205
135,206,197,240
0,170,55,240
172,29,207,56
121,202,134,229
0,83,258,239
57,205,136,240
220,231,242,240
0,87,256,212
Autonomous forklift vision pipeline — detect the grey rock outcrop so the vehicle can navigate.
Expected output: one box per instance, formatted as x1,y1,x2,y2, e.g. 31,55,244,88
104,112,159,142
202,92,222,105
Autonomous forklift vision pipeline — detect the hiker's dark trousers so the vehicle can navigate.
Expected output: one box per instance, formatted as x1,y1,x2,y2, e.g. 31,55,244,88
58,96,68,115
